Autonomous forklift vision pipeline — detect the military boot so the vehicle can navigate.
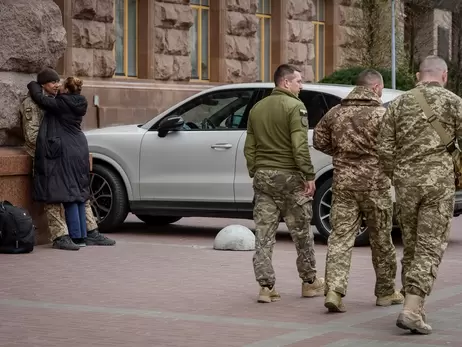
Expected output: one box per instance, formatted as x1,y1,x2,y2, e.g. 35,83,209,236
85,229,116,246
52,235,80,251
257,286,281,303
396,294,432,334
302,277,325,297
324,290,346,312
376,291,404,306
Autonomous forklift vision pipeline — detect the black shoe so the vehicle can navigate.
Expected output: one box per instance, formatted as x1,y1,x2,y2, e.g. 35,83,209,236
86,229,116,246
71,238,86,247
52,235,80,251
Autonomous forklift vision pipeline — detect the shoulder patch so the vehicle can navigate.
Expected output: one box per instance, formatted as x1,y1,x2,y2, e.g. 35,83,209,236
300,109,308,127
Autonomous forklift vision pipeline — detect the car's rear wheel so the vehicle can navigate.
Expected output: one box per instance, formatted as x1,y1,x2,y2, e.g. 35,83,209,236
90,163,129,232
136,215,182,225
313,177,370,247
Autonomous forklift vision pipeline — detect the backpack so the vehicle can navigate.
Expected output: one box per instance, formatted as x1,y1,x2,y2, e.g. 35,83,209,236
0,201,35,254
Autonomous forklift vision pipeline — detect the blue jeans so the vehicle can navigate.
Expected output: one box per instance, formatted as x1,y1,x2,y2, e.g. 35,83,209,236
63,202,87,239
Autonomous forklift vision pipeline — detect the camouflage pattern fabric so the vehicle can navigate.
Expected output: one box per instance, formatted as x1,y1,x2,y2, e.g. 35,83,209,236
325,189,397,297
252,169,317,287
84,200,98,231
20,95,43,157
313,86,390,191
377,81,462,298
44,204,69,241
396,185,454,297
377,81,462,188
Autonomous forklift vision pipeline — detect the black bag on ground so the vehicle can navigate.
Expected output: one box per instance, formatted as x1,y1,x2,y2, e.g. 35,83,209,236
0,201,35,254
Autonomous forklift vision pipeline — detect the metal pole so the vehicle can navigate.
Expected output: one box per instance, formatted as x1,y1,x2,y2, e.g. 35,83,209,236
391,0,396,89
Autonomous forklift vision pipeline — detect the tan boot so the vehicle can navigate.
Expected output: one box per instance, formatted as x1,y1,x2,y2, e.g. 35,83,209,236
257,286,281,303
420,298,427,323
396,294,432,334
324,290,346,313
376,291,404,306
302,278,325,297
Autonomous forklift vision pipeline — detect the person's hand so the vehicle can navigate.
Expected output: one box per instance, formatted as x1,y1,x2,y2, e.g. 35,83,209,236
303,181,316,197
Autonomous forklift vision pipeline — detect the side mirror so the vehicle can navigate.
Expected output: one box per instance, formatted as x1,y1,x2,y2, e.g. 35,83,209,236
158,115,185,137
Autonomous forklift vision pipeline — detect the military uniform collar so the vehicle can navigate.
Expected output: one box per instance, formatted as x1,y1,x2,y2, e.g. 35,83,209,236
272,87,301,101
416,81,443,88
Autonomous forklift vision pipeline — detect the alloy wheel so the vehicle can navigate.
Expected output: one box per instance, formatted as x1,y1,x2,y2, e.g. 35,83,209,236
89,172,113,223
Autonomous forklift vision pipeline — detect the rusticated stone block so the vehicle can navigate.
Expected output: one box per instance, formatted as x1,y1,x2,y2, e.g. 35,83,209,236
155,28,190,56
0,0,66,74
73,19,115,50
225,36,257,61
154,2,193,30
287,20,314,43
227,0,258,14
73,0,114,23
227,12,258,37
225,59,257,83
338,5,363,26
72,47,93,76
154,54,191,81
287,0,316,21
287,42,309,65
93,50,116,77
157,0,189,3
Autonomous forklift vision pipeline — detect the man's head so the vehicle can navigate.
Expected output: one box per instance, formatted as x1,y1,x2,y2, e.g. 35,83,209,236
274,64,303,96
356,69,384,97
37,68,60,95
416,55,448,86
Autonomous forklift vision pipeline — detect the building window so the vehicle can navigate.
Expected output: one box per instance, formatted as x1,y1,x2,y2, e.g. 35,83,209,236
256,0,271,82
190,0,209,80
115,0,138,77
313,0,325,81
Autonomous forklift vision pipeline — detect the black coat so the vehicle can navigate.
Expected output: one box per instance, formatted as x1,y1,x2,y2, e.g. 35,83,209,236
27,82,90,204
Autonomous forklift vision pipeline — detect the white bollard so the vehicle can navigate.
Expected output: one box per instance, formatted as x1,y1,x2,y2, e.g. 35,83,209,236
213,224,255,251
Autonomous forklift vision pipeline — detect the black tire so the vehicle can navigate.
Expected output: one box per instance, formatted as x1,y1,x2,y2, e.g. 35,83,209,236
312,177,370,247
136,215,182,225
90,163,129,232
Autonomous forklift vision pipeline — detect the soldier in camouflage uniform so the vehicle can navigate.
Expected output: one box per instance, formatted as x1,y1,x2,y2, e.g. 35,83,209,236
244,64,324,303
20,68,116,251
378,55,462,334
313,69,403,313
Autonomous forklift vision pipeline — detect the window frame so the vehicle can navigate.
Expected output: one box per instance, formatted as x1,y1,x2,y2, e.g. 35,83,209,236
256,0,272,82
190,0,211,81
114,0,139,78
313,0,325,82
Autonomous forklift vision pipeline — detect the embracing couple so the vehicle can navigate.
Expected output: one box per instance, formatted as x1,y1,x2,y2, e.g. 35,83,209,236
20,67,115,250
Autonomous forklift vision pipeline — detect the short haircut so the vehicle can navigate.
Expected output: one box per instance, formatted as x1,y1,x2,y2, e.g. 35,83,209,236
274,64,301,86
356,69,383,87
419,55,448,74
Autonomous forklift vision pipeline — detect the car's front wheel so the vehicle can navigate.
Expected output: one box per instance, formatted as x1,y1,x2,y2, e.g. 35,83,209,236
136,215,182,225
90,163,129,232
312,177,370,247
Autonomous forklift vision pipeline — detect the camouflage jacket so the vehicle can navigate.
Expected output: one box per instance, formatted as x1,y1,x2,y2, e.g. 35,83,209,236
377,81,462,188
244,87,315,181
313,86,390,191
19,94,44,157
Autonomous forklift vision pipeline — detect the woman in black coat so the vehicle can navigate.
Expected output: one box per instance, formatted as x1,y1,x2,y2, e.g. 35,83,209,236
27,76,90,245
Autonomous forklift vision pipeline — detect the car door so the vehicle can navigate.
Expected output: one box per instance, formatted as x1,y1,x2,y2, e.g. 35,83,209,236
138,88,257,205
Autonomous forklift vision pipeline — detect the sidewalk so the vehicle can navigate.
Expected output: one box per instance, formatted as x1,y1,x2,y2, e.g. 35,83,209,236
1,216,462,347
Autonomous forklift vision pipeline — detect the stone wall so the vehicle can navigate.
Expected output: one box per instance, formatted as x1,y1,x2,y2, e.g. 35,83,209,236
154,0,193,81
72,0,116,77
286,0,316,82
225,0,258,83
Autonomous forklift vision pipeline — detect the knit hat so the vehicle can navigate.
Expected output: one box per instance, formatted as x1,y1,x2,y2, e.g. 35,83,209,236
37,68,60,85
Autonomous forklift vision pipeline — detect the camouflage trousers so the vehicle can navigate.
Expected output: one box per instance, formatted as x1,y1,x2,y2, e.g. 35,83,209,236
45,200,98,241
252,169,317,287
325,188,397,297
396,185,455,298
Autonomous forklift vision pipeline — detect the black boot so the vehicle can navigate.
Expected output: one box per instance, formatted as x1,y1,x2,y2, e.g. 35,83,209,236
52,235,80,251
86,229,116,246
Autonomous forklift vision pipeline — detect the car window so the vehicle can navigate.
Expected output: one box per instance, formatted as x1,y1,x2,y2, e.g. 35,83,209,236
299,91,341,129
165,89,255,131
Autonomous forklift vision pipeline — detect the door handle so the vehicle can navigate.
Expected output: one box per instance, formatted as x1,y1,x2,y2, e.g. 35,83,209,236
211,143,233,149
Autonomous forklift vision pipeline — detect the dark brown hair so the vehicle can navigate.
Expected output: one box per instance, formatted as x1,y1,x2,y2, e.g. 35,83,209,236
64,76,83,94
273,64,301,86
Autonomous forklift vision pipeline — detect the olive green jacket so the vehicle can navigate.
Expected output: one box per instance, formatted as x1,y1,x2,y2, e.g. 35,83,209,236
244,87,314,181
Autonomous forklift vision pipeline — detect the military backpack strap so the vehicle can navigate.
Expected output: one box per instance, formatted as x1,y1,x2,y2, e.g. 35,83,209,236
410,88,457,152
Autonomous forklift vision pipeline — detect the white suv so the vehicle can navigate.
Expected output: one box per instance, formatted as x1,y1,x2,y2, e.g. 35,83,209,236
85,83,462,246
